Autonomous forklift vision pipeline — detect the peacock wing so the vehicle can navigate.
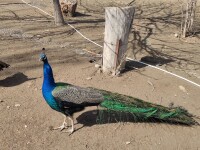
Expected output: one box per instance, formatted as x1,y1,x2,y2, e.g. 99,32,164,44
52,84,104,105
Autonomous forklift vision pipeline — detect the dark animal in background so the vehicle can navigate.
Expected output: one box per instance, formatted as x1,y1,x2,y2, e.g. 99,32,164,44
0,61,9,71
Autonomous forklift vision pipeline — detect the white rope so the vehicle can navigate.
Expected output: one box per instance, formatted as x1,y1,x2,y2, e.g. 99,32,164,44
21,0,200,88
21,0,54,18
127,57,200,88
66,23,103,48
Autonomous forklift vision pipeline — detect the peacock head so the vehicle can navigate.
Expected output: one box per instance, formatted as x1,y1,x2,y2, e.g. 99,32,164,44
39,48,47,62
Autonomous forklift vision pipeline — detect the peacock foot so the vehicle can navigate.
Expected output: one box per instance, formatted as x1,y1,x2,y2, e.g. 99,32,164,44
53,122,68,131
64,127,74,134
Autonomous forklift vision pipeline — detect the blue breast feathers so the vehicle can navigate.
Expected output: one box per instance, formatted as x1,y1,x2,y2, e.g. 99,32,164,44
42,90,60,111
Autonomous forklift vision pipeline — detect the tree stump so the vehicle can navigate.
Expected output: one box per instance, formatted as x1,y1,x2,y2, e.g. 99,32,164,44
60,0,77,17
102,6,135,75
53,0,65,26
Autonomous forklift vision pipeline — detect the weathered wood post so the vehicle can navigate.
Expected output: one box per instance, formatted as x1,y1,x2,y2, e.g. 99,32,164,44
103,6,135,75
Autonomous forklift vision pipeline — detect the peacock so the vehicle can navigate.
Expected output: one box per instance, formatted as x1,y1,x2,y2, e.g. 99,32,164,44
40,48,197,134
0,61,9,71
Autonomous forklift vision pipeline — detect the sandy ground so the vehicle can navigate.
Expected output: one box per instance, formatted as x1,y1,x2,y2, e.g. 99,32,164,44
0,0,200,149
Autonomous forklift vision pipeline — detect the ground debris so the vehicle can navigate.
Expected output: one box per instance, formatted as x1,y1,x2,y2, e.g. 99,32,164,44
95,64,101,68
126,141,131,145
179,85,187,93
15,104,21,107
147,80,155,92
86,77,92,80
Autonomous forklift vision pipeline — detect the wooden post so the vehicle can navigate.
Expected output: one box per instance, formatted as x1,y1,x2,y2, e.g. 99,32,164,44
103,6,135,75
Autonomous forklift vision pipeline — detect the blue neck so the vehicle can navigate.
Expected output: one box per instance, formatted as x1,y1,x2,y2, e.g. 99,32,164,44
42,59,56,92
42,59,61,111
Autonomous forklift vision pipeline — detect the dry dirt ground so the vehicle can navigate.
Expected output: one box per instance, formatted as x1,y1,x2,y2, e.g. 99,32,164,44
0,0,200,149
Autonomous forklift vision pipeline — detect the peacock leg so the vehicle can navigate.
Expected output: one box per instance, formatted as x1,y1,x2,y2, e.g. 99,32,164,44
64,116,74,134
53,115,68,131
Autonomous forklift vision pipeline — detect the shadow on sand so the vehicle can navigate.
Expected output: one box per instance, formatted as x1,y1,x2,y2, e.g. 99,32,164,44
0,72,36,87
75,109,189,133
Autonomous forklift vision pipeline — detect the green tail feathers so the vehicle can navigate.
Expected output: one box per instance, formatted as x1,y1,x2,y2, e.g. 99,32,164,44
99,91,197,125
